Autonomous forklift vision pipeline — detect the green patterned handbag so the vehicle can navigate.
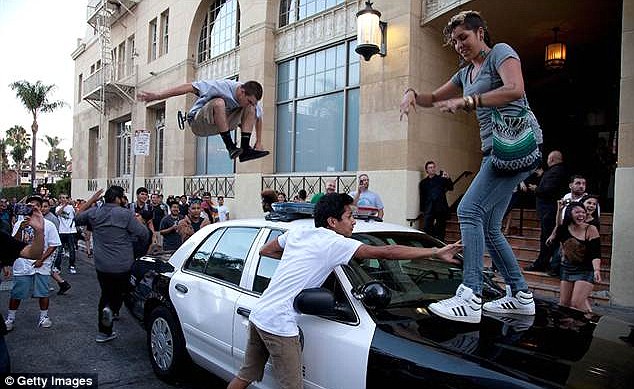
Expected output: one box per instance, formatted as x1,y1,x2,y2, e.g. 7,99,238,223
490,107,541,174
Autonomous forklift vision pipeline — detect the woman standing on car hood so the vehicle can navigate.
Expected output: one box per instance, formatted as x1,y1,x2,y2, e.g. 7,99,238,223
400,10,541,323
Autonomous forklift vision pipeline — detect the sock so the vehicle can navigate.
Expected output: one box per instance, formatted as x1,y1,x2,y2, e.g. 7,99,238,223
40,310,48,319
7,310,16,321
240,132,252,149
220,131,237,151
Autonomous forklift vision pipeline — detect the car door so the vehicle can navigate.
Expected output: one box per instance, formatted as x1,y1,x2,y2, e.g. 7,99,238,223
233,228,374,389
170,226,261,376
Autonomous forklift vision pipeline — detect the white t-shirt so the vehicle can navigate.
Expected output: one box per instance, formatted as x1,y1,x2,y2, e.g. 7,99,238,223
249,227,362,337
217,205,229,222
11,218,61,276
56,204,77,234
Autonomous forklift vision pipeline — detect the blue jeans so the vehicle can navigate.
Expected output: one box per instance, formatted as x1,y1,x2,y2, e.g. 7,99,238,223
457,157,531,295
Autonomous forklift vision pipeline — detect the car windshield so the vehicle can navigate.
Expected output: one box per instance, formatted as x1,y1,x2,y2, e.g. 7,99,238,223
346,231,464,307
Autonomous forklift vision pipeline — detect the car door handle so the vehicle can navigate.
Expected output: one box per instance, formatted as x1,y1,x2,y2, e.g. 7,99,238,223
174,283,188,293
236,307,251,318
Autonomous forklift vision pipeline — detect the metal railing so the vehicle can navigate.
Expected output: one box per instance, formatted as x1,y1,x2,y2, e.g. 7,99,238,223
106,177,130,193
144,178,164,195
261,174,357,201
184,176,235,198
87,179,99,191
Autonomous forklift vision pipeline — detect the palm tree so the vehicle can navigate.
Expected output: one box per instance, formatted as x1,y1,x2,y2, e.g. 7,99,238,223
5,125,31,186
42,134,62,171
0,138,9,171
9,80,66,188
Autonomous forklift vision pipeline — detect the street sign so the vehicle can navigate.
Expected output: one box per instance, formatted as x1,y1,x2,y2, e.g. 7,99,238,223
134,130,151,156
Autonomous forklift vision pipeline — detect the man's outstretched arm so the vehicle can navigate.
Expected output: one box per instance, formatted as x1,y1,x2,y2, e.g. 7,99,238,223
137,83,195,102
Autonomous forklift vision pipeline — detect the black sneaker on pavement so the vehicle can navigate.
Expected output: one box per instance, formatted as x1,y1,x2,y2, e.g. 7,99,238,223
57,281,71,295
239,148,270,162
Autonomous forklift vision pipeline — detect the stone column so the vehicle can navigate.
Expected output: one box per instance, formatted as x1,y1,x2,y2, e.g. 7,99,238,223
610,0,634,307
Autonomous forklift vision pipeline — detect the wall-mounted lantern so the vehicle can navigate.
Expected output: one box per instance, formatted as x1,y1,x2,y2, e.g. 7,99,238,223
355,1,387,61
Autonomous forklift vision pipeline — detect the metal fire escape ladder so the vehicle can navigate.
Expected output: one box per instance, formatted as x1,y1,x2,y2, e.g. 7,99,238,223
85,0,138,116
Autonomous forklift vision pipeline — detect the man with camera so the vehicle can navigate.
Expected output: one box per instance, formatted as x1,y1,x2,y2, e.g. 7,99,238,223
419,161,454,242
0,203,46,373
4,196,61,332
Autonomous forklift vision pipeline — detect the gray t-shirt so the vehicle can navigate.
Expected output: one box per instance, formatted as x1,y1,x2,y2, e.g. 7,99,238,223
188,79,262,121
75,203,148,273
451,43,543,153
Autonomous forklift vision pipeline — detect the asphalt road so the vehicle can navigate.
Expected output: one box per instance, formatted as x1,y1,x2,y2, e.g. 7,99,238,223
0,248,227,388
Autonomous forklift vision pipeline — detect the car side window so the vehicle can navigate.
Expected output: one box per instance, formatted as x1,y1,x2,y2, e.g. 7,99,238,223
184,227,225,274
204,227,260,285
252,229,284,294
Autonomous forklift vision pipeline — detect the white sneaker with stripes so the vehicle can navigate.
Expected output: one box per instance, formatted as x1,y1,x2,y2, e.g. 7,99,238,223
482,285,535,315
428,284,482,323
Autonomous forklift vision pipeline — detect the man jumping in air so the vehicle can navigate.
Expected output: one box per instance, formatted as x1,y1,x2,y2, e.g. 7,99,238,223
137,79,270,163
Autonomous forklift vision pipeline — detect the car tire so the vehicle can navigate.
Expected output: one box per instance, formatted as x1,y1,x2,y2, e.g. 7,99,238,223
147,306,188,382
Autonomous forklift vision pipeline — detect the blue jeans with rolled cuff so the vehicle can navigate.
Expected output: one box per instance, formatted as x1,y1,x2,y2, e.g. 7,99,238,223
457,156,531,295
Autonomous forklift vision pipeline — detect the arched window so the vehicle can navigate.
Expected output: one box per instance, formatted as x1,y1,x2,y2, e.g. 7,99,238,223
279,0,345,27
198,0,240,63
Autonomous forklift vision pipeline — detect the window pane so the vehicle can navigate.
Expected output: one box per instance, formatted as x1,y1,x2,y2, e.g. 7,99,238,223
196,138,206,175
206,227,260,285
205,134,234,174
295,93,343,172
252,229,284,293
184,228,225,274
276,103,293,172
348,41,359,86
345,88,359,171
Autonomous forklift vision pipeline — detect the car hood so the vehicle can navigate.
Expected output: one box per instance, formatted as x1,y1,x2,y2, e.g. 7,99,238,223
370,300,634,388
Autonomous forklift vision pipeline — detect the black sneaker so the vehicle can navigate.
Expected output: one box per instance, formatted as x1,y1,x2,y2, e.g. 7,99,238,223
523,264,546,272
57,281,71,295
239,149,270,162
228,147,243,159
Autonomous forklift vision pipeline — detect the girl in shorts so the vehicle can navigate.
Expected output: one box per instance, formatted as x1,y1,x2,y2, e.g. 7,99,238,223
550,202,601,312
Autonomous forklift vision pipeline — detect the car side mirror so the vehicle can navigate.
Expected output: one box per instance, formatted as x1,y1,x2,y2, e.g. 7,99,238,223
294,287,336,316
353,281,391,310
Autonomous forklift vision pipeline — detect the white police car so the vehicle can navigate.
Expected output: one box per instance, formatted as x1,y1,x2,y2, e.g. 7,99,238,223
125,205,633,388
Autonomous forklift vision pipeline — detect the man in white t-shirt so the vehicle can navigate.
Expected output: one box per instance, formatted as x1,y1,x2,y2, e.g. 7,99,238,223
227,193,462,389
217,196,230,222
55,193,77,274
4,196,61,331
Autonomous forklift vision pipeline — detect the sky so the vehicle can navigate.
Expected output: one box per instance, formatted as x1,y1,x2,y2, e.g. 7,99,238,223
0,0,87,165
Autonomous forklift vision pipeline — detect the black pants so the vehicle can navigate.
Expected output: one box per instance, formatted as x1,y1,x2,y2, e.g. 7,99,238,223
96,270,130,335
56,233,76,268
423,208,449,242
533,198,557,269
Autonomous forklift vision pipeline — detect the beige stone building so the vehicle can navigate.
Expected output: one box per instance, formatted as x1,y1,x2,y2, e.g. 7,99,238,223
71,0,633,306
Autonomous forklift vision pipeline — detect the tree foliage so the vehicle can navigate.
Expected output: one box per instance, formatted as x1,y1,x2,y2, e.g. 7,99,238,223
9,80,66,186
5,125,31,170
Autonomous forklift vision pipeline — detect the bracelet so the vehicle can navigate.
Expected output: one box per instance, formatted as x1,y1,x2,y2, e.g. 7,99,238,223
431,247,438,259
475,94,482,107
405,88,418,99
463,95,475,112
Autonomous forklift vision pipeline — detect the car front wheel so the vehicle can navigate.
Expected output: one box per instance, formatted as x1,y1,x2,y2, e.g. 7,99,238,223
147,306,188,382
